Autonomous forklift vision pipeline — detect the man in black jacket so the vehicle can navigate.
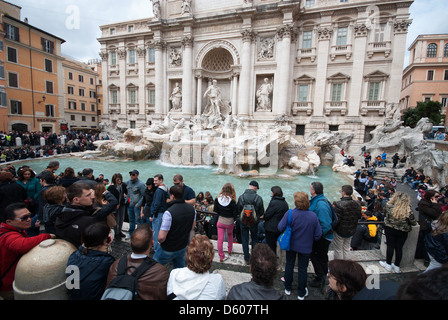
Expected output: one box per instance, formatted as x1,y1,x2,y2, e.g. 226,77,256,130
332,185,362,260
154,185,196,269
237,181,265,264
54,183,97,247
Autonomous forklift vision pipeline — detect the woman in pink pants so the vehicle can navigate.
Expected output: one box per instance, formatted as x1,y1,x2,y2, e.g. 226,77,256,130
214,183,238,262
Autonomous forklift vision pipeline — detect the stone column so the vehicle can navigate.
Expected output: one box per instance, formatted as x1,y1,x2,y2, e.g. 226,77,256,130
117,46,127,117
313,27,332,117
232,72,239,116
238,29,254,116
99,50,109,120
137,44,147,118
348,23,368,117
196,74,202,115
154,40,165,116
275,25,294,116
388,19,412,105
182,35,194,116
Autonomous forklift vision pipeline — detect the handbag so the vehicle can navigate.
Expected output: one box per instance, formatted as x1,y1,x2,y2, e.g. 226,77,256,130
278,209,292,251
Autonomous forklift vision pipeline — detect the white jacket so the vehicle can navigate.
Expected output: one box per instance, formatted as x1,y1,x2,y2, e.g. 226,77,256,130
167,267,226,300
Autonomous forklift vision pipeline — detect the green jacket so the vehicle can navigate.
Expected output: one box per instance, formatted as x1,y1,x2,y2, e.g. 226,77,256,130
384,203,417,232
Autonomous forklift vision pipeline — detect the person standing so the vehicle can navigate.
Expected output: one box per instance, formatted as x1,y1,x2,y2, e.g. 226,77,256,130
125,170,146,239
332,185,362,260
263,186,289,254
155,185,196,269
214,183,238,262
150,174,169,253
172,174,195,206
392,153,400,169
278,192,322,300
308,181,333,292
0,203,54,300
380,192,417,273
236,181,265,264
107,173,128,241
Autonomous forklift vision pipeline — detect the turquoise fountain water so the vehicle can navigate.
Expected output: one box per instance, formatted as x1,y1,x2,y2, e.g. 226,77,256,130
15,157,352,208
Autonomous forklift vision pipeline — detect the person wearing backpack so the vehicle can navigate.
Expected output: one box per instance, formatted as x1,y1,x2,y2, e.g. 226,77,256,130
236,181,265,264
308,181,333,293
103,224,169,300
332,185,362,260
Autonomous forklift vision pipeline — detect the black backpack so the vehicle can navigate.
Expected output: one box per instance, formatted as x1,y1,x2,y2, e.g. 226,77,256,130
101,256,156,300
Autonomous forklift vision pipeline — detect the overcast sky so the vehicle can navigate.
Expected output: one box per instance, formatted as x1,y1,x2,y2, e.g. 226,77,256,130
7,0,448,65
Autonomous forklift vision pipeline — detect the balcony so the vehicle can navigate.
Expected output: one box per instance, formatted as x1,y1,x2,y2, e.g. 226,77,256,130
367,41,392,59
109,104,121,114
296,47,316,63
360,100,386,116
127,104,139,115
146,104,155,115
330,44,352,61
292,102,313,116
325,101,347,116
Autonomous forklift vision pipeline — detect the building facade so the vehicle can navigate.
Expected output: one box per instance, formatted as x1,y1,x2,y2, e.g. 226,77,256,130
63,58,101,130
400,34,448,126
98,0,413,143
3,10,65,133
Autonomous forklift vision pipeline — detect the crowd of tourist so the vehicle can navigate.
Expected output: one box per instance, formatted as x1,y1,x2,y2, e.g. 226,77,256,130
0,130,101,163
0,158,447,301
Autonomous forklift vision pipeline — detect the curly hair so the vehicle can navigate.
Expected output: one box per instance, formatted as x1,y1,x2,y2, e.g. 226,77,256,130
186,235,214,274
250,243,278,287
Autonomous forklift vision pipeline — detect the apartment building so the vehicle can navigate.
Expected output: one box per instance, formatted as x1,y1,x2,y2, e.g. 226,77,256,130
63,57,100,130
400,34,448,125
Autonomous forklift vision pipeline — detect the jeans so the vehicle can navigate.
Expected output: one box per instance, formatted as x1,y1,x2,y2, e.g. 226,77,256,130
154,245,187,269
128,205,142,235
217,221,234,260
310,237,331,279
284,250,310,297
152,213,163,253
240,222,259,262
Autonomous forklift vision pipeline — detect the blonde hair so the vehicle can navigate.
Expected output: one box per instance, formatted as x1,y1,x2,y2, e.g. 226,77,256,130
388,192,411,220
433,210,448,237
218,183,236,202
186,235,215,274
294,191,309,210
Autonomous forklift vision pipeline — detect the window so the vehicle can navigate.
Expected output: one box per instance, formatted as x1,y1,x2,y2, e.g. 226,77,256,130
90,78,94,85
305,0,315,7
374,23,386,43
10,100,22,114
148,48,155,63
340,0,348,2
329,125,339,132
81,102,86,111
110,28,116,35
302,31,313,49
441,97,447,108
7,47,17,63
129,49,136,64
0,89,7,107
5,24,19,42
79,75,84,82
46,81,54,94
149,89,155,104
8,72,18,88
45,59,53,73
298,85,309,102
69,101,77,110
79,88,85,96
128,25,134,32
68,86,74,95
45,104,55,117
427,70,434,81
295,125,305,136
0,40,3,51
427,43,438,58
337,27,348,46
444,70,448,81
111,52,117,66
445,44,448,57
90,91,96,98
92,117,96,122
0,63,4,79
331,83,343,102
91,104,96,112
71,115,75,121
129,89,136,104
68,72,73,80
368,82,381,101
82,116,86,121
111,91,118,104
130,121,136,129
41,38,54,54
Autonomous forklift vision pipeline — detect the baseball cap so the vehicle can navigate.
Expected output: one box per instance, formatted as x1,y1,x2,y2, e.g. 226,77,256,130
129,170,139,175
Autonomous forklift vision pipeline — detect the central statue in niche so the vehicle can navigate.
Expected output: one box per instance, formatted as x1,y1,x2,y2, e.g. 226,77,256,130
203,79,224,117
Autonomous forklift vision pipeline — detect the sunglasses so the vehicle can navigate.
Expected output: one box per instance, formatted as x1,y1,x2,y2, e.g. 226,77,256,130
16,214,31,222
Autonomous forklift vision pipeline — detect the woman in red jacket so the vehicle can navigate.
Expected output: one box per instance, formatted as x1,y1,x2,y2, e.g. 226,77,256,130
0,203,54,300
